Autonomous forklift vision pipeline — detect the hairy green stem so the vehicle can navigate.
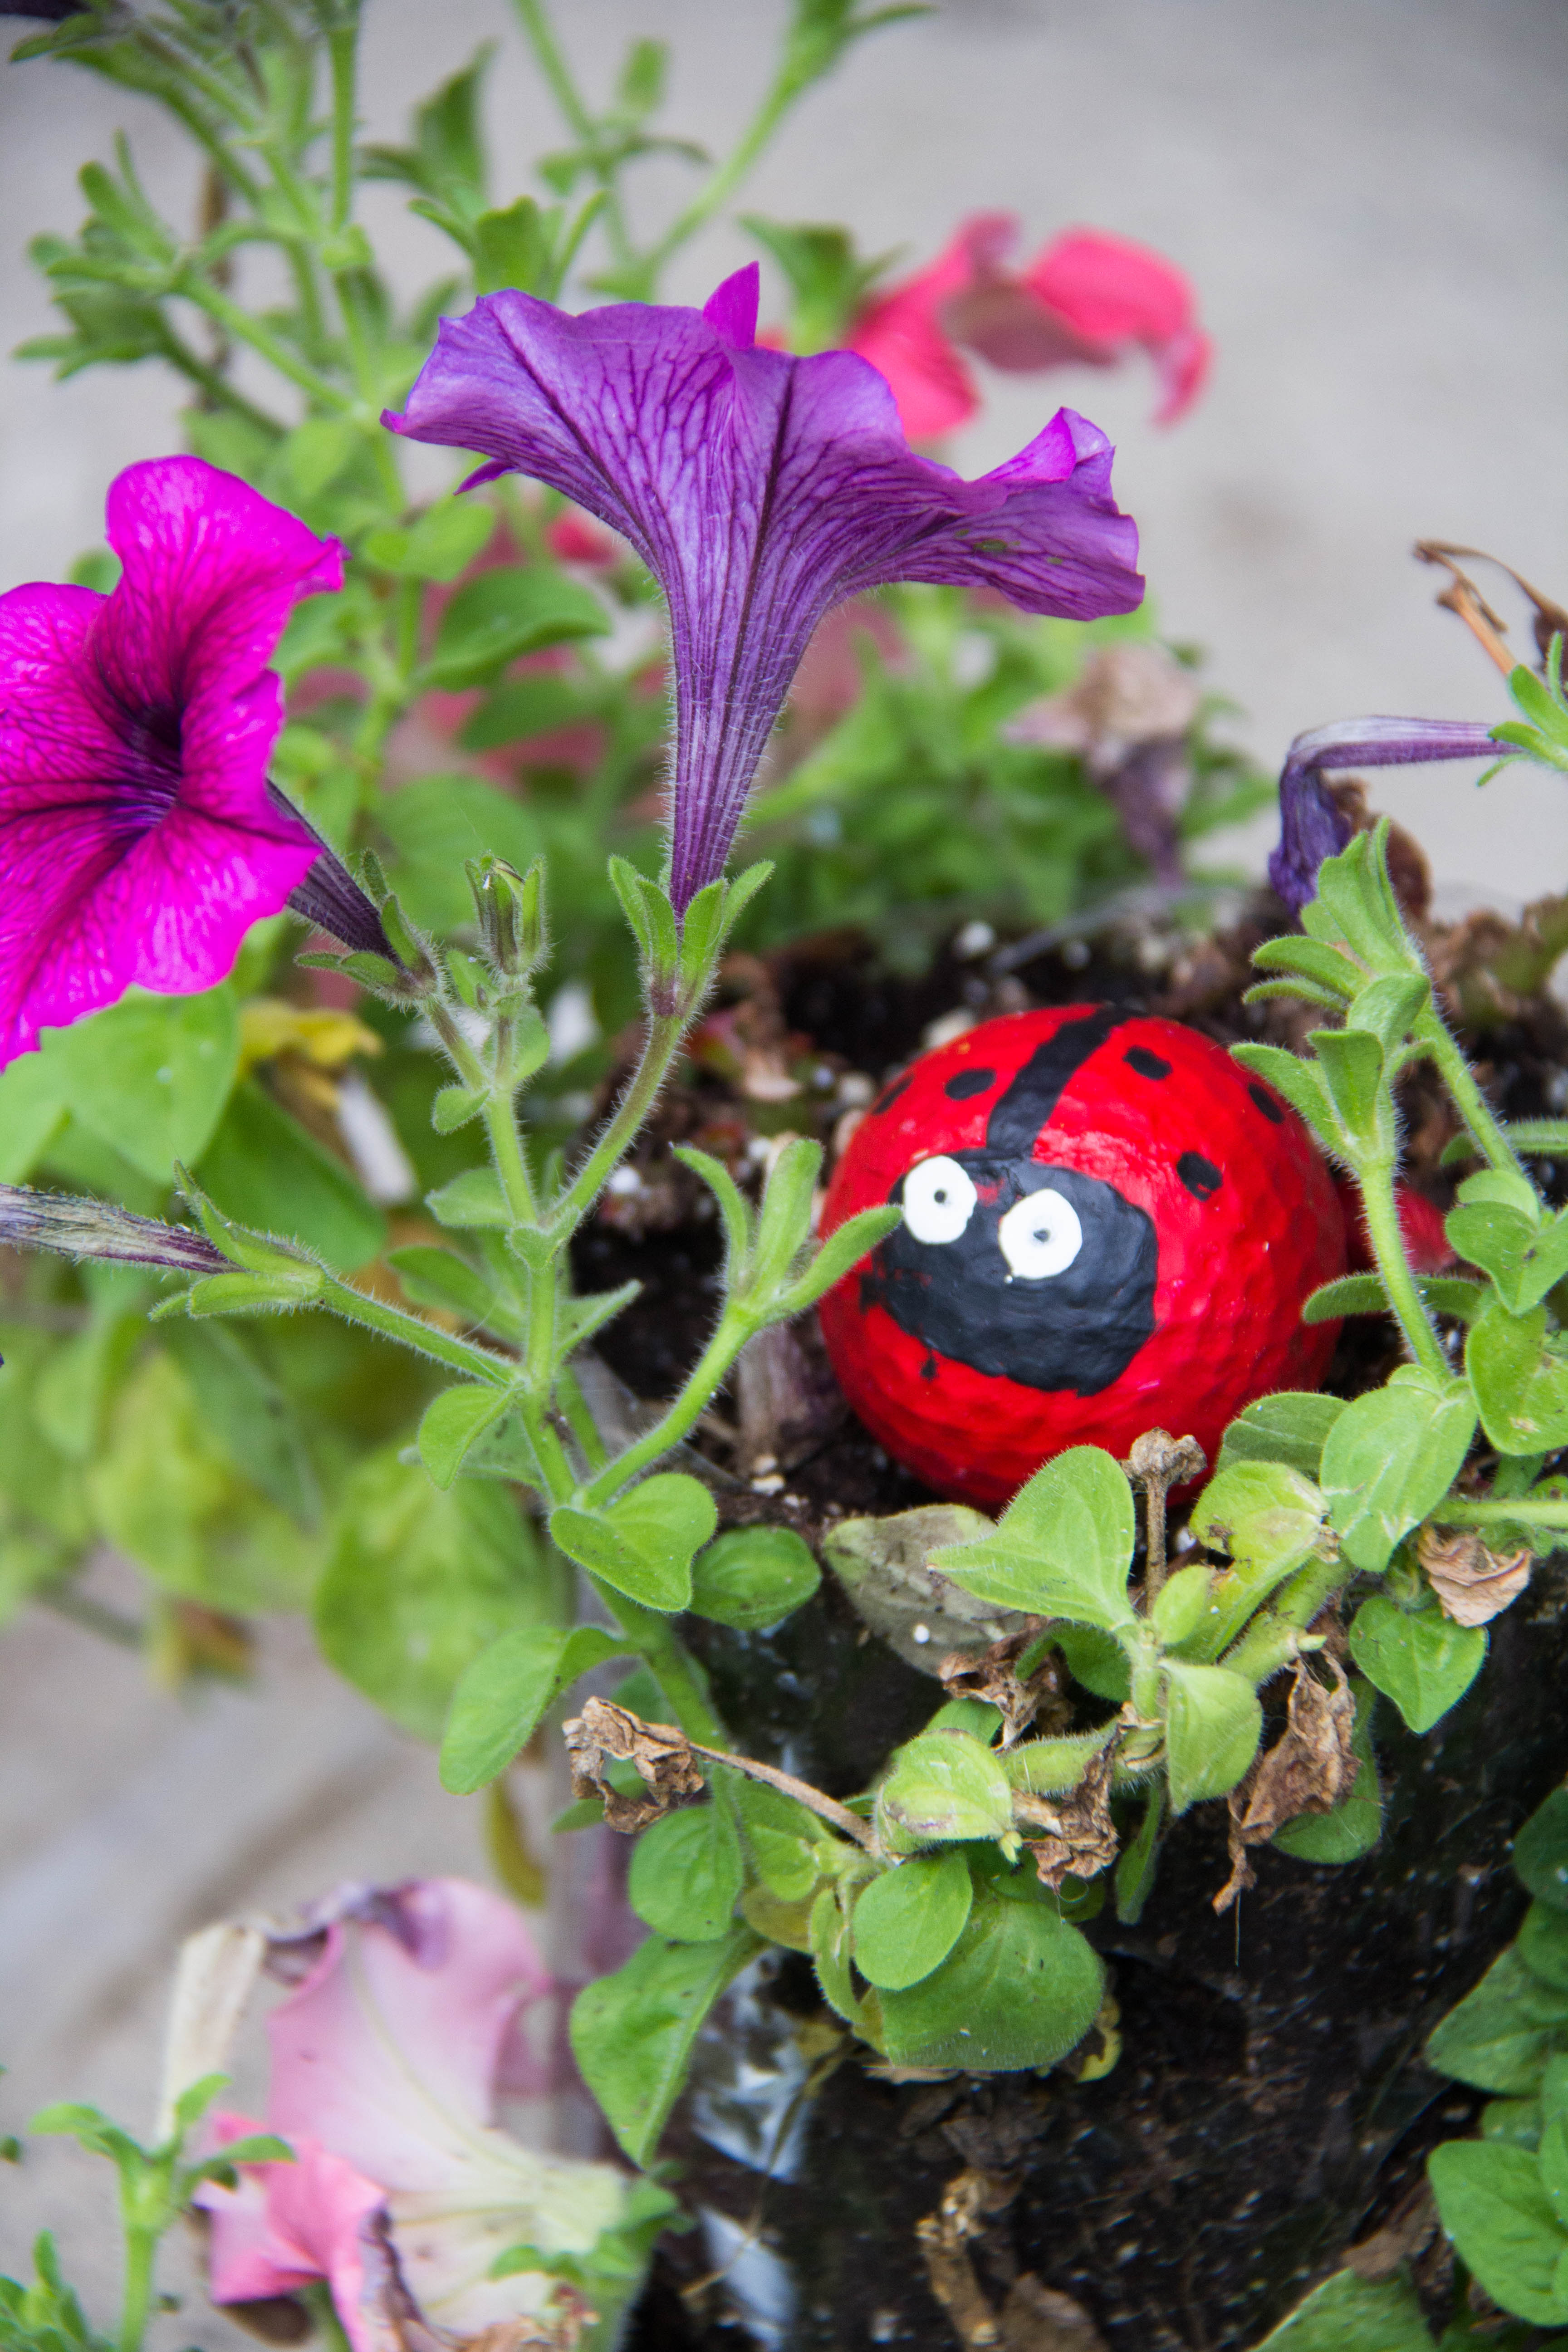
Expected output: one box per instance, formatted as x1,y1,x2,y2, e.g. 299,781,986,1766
643,52,803,281
547,1011,685,1239
1274,1549,1348,1632
184,282,353,410
510,0,595,138
582,1306,757,1506
159,327,284,434
318,1274,515,1387
1437,1495,1568,1529
1358,1154,1450,1380
116,2226,156,2352
327,20,359,231
1414,1006,1525,1178
588,1578,725,1745
485,1088,538,1226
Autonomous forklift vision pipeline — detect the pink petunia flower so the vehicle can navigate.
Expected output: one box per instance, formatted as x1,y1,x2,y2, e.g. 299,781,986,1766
0,456,383,1069
192,1879,630,2352
848,216,1211,441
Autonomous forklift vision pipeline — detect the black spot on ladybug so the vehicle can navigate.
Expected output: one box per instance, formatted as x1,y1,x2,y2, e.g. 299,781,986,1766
921,1353,938,1380
1124,1046,1171,1082
1250,1083,1285,1125
985,1006,1125,1156
945,1067,996,1101
1178,1152,1224,1200
875,1073,913,1116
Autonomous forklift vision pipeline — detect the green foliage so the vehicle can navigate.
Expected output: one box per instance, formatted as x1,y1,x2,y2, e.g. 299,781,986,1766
875,1729,1015,1853
550,1473,718,1613
932,1445,1138,1631
1252,2267,1434,2351
1426,1784,1568,2332
4,2077,284,2352
569,1926,762,2166
686,1525,821,1629
315,1449,558,1739
440,1622,628,1792
876,1878,1105,2073
627,1803,744,1943
1348,1591,1485,1734
850,1849,972,1990
1320,1370,1477,1575
43,989,239,1183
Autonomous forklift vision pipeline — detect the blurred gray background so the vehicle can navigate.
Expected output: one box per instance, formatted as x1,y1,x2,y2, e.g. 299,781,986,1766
0,0,1564,2334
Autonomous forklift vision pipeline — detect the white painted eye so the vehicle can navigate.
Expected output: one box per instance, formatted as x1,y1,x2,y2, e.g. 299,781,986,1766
998,1187,1083,1280
902,1155,978,1245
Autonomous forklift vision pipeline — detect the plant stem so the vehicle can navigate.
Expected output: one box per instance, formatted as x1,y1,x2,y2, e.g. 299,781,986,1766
484,1074,538,1226
588,1578,726,1745
1274,1549,1347,1631
642,49,805,283
581,1306,756,1506
696,1745,877,1851
184,281,353,411
116,2227,157,2352
318,1274,516,1387
510,0,595,139
327,19,359,232
160,329,284,434
547,1011,685,1240
1437,1495,1568,1529
1413,1006,1525,1178
1358,1154,1450,1380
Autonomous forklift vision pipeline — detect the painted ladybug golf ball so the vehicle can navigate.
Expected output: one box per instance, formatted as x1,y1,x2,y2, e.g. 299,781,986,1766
818,1005,1346,1509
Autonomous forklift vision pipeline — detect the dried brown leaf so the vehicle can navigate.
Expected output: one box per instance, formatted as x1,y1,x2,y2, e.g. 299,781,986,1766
1420,1525,1532,1628
940,1623,1067,1747
1214,1660,1355,1915
1017,1746,1119,1891
563,1695,704,1833
1000,2276,1111,2352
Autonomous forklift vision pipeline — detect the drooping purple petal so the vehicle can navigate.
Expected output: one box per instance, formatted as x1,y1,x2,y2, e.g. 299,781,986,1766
386,265,1142,911
0,457,344,1064
1270,716,1521,915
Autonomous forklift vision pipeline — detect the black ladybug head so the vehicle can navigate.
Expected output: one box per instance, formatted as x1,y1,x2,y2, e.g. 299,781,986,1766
862,1009,1158,1396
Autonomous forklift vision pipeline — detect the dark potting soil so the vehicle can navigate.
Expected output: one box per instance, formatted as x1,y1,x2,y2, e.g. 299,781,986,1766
581,904,1568,2352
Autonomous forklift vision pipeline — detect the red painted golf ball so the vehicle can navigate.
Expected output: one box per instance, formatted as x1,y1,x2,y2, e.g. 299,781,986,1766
818,1005,1346,1509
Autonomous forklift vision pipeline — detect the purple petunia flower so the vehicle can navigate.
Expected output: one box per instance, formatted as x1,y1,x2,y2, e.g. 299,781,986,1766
1270,716,1523,915
0,456,386,1070
386,264,1144,913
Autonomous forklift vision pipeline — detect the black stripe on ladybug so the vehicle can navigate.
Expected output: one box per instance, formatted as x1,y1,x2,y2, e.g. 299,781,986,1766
862,1009,1161,1397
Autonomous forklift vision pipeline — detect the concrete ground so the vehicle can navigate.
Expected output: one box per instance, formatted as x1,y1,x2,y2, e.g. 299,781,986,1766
1,0,1565,2337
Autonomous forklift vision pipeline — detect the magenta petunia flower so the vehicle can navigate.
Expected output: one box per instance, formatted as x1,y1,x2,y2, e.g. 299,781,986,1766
386,264,1143,912
0,456,377,1068
1271,716,1522,913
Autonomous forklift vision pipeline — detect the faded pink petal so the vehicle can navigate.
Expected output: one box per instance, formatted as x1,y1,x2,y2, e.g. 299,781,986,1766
200,2113,398,2352
196,1881,626,2352
0,457,344,1065
1022,230,1212,424
264,1877,552,2193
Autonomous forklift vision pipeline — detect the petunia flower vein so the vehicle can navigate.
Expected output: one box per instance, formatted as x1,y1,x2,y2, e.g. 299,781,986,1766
0,455,386,1069
386,263,1144,912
